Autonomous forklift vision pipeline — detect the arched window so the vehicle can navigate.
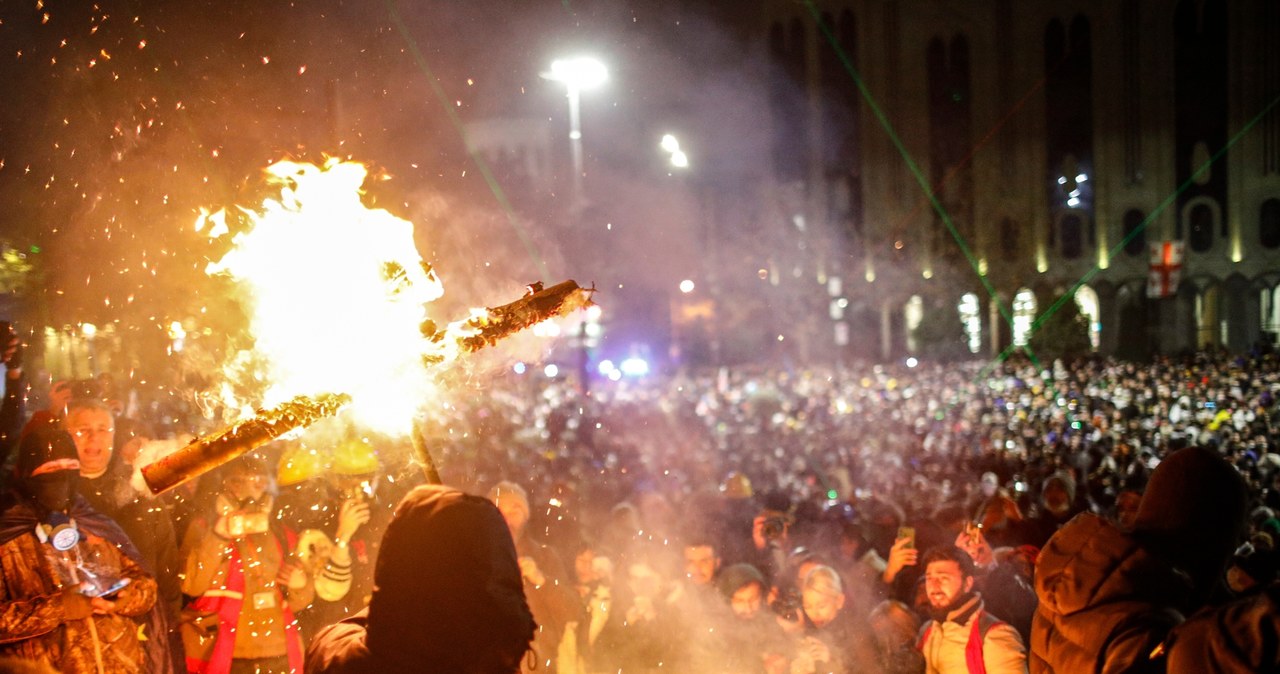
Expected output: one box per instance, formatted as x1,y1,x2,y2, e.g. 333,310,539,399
1012,288,1037,346
1000,218,1020,260
958,293,982,354
904,295,924,353
1261,199,1280,249
1060,215,1084,259
1123,209,1147,256
1075,286,1101,350
1187,202,1214,252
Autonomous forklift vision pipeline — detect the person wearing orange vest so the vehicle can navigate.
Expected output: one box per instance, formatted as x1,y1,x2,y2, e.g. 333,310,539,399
917,545,1027,674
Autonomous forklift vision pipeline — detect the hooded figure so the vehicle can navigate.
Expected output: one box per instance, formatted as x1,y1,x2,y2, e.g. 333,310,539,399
0,424,163,674
306,485,536,674
1029,446,1249,674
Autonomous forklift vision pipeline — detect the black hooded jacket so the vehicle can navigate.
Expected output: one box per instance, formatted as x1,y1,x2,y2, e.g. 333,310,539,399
305,485,536,674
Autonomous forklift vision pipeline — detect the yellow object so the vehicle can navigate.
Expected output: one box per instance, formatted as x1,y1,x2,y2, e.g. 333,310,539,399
720,472,753,499
277,445,330,486
332,437,380,476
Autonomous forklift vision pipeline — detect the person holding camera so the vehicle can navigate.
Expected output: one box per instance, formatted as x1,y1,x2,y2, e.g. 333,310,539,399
0,423,159,673
180,455,313,674
0,321,26,482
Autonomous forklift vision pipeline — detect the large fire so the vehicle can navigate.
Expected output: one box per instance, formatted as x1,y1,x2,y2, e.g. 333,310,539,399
197,158,445,434
141,158,592,493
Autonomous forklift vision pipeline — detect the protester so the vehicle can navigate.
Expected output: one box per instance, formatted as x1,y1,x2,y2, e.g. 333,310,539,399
180,455,313,674
0,424,159,673
305,484,536,674
1030,446,1249,673
917,545,1027,674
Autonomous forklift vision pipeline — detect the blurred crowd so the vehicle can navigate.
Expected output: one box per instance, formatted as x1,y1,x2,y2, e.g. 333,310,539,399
1,315,1279,673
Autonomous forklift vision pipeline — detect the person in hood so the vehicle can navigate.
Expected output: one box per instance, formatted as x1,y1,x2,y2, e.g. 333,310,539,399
1014,471,1080,548
305,484,537,674
1029,446,1250,673
0,423,159,673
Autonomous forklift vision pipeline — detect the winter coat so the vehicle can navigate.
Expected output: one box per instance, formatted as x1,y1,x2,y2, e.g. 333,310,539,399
1163,581,1280,673
1030,513,1190,674
918,594,1027,674
305,485,535,674
0,527,157,673
179,515,313,667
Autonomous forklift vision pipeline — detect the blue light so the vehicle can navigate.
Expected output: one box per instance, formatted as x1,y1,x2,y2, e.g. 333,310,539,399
513,362,527,375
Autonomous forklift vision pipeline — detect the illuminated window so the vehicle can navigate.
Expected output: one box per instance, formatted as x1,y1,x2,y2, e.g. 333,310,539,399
1012,288,1036,346
959,293,982,354
1075,285,1101,350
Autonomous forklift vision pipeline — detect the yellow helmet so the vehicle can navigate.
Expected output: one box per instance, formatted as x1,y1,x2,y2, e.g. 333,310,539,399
332,437,380,476
720,471,753,499
277,445,330,487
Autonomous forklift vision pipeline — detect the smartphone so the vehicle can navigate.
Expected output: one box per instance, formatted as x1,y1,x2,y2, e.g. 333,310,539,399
897,526,916,549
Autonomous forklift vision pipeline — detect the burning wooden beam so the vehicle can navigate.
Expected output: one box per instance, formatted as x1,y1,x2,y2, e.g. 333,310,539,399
142,393,351,494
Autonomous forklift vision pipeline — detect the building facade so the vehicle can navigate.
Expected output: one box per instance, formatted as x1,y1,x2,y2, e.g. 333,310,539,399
743,0,1280,360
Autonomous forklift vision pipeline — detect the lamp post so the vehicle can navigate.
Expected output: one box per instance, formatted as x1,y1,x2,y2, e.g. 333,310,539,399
542,57,608,213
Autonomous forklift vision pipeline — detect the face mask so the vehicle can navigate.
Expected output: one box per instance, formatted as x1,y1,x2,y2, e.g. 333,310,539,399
23,471,77,514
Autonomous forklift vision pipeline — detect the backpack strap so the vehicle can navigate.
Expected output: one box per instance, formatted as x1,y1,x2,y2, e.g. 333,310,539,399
965,609,1007,674
916,621,934,652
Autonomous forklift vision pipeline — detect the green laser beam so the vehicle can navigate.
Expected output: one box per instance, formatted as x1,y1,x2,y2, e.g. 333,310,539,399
384,1,549,279
803,2,1039,366
1028,91,1280,340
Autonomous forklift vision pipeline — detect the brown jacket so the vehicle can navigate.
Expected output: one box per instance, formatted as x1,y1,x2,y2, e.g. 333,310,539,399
0,530,158,673
180,517,314,661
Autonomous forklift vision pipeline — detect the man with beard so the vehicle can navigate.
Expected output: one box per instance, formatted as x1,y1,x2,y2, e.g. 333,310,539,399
917,546,1027,674
0,424,160,673
180,455,313,674
62,397,183,664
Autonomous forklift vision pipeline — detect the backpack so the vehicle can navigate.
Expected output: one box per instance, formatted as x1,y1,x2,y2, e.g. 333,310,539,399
917,609,1006,674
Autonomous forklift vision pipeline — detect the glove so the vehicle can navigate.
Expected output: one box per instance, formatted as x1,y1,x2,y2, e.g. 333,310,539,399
61,588,94,620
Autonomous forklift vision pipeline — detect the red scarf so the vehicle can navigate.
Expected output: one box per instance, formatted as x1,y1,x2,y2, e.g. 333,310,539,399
185,540,304,674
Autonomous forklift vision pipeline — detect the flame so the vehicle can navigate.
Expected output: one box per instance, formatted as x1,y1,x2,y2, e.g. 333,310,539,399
202,158,445,434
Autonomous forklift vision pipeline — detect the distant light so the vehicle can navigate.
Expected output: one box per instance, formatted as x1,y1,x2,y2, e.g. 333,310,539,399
836,298,849,309
670,150,689,168
586,305,603,321
619,357,650,377
826,489,838,500
81,323,98,338
679,279,695,294
1057,176,1067,185
1068,189,1081,198
544,364,560,378
660,134,680,153
544,57,608,89
598,359,616,375
608,369,623,381
906,357,919,368
1076,173,1088,183
513,362,527,375
922,269,933,280
1067,197,1081,207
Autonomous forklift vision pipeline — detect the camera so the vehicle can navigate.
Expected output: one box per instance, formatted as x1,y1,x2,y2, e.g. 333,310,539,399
70,378,102,400
772,589,802,622
761,517,787,541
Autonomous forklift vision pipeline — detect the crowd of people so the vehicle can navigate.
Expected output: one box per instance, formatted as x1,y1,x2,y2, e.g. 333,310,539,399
1,313,1279,673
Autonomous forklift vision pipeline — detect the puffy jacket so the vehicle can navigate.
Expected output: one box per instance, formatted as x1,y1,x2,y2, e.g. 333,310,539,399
1164,582,1280,673
1030,513,1189,674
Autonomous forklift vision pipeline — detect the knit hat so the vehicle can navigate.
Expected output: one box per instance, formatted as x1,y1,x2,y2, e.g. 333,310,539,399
1133,446,1249,588
716,563,765,599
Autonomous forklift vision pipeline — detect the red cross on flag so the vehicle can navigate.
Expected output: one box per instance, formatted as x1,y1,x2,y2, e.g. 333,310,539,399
1147,241,1184,299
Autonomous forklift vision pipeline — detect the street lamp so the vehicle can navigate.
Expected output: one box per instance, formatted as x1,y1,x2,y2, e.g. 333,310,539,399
542,57,608,211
